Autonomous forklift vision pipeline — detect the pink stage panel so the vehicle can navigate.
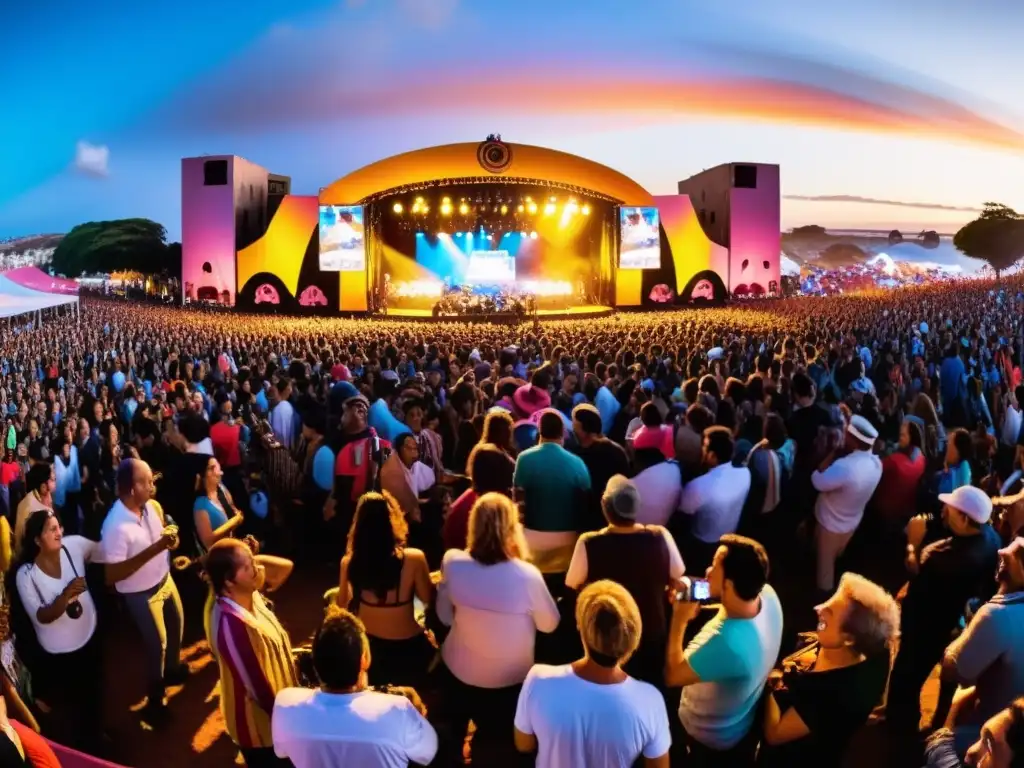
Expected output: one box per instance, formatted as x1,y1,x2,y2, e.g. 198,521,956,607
728,164,781,295
181,157,237,305
1,267,79,294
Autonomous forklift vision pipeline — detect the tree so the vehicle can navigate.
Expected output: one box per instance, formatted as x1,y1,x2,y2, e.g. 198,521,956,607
888,229,903,244
790,225,826,236
954,202,1024,278
51,218,177,277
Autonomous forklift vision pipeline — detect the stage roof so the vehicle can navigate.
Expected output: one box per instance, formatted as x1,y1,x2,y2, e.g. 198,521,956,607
320,141,656,207
0,266,79,318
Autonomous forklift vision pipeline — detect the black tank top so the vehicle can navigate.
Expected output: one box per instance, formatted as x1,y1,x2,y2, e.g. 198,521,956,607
584,529,670,640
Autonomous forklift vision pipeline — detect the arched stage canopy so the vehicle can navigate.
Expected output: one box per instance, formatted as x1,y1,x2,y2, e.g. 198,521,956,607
0,266,80,318
320,142,656,206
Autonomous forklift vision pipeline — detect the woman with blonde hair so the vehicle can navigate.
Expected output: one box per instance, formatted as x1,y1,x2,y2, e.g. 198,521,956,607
436,492,559,760
760,572,899,767
513,580,671,767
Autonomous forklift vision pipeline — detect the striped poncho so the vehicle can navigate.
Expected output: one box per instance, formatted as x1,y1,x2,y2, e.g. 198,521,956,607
209,592,297,749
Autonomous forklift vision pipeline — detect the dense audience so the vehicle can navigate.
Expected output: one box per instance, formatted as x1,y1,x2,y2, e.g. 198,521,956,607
0,277,1023,767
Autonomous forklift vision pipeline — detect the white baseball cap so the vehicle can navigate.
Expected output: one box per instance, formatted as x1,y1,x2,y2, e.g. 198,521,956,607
847,415,879,445
938,485,993,525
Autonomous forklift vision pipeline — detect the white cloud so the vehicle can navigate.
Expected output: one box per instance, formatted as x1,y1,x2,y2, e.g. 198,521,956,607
74,140,109,177
397,0,459,29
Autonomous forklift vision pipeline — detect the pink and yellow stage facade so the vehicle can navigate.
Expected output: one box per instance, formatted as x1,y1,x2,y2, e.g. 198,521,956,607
181,141,779,314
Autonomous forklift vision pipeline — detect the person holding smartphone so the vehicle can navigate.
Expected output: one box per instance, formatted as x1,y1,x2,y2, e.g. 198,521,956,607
14,508,106,753
100,458,189,725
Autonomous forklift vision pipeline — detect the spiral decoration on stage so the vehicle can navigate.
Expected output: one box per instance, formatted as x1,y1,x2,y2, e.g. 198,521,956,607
477,140,513,173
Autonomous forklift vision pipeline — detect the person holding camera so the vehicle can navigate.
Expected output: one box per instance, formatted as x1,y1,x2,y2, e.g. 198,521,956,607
14,508,105,752
100,458,189,725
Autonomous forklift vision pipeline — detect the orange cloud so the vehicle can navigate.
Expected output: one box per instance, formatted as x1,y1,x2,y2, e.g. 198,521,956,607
332,74,1024,153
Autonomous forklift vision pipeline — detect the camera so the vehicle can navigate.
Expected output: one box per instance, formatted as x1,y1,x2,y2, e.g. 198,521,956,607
65,599,84,620
674,576,712,603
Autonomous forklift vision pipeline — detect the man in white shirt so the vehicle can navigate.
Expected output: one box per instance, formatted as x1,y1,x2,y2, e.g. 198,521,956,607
273,606,437,768
100,459,187,725
269,377,296,451
811,415,883,592
514,580,671,767
679,427,751,572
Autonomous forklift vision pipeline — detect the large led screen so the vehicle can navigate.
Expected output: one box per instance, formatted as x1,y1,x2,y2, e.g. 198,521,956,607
619,206,661,269
319,205,365,272
466,249,516,283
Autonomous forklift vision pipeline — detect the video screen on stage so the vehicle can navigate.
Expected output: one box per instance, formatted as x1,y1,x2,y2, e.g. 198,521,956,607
466,250,516,283
619,206,661,269
319,205,365,272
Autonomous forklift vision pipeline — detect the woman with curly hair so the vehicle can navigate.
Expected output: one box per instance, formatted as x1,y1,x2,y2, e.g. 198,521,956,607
333,491,435,687
760,572,899,767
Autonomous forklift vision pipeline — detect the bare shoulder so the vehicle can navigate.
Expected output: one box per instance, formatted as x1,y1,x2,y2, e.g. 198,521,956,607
404,548,429,567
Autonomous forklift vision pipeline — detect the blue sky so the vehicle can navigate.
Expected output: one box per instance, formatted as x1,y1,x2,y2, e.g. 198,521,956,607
2,0,1022,241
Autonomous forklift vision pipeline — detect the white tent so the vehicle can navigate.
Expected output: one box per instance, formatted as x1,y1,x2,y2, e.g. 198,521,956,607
0,267,79,321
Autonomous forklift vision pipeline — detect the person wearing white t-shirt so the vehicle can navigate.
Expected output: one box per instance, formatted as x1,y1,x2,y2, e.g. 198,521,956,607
811,416,883,592
679,427,751,572
14,508,104,752
514,580,671,767
436,493,559,761
100,459,187,724
273,606,438,768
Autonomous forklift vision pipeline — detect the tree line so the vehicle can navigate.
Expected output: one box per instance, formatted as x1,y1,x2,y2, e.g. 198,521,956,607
50,218,180,278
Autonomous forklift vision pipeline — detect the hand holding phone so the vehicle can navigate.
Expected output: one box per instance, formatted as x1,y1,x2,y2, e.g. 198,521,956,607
672,576,711,604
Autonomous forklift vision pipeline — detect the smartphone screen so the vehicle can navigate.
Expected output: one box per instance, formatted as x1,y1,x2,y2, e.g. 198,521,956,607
690,578,711,601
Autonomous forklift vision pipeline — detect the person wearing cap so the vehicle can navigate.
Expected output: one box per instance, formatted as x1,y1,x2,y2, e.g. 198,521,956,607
939,536,1024,752
810,414,884,593
565,475,684,685
513,580,671,767
326,394,391,547
887,485,1002,736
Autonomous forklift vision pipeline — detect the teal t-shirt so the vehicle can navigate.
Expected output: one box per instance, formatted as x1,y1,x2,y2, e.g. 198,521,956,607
679,585,784,750
513,442,590,533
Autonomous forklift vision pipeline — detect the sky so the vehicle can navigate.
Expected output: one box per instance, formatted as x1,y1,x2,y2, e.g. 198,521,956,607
2,0,1023,242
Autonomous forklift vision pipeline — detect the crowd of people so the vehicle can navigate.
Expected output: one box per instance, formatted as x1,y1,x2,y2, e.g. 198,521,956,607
0,278,1023,767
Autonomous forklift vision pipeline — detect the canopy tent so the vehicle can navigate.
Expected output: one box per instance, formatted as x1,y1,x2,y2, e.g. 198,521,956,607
0,266,79,319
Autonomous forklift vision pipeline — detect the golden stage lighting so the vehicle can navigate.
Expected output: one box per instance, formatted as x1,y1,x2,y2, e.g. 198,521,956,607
459,202,469,215
530,231,538,239
527,202,538,214
441,201,453,215
581,204,591,215
500,204,508,215
392,202,403,214
442,196,451,203
517,204,524,213
543,202,556,215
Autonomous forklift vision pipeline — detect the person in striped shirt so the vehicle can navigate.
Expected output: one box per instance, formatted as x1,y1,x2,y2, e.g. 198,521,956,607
206,538,297,768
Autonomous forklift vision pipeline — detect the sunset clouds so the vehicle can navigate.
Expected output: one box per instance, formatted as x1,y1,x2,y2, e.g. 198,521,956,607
145,4,1024,155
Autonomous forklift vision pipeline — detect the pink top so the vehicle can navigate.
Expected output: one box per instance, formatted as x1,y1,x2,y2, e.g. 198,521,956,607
632,425,674,460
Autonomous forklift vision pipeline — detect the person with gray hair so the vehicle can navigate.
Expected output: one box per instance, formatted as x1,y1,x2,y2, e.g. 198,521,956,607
565,475,684,685
514,580,671,767
100,458,189,725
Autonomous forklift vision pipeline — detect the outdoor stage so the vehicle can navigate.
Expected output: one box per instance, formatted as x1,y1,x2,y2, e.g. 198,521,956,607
384,304,614,322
